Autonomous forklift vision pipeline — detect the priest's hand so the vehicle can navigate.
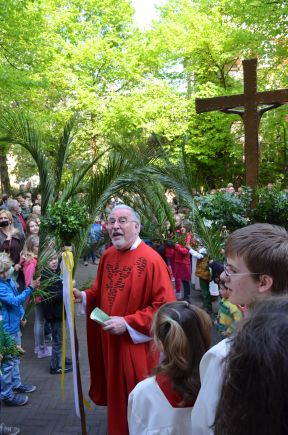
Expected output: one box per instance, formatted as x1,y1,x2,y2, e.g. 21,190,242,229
73,288,83,303
103,316,127,335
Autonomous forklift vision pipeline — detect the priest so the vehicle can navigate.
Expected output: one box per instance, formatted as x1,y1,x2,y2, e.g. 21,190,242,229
74,204,175,435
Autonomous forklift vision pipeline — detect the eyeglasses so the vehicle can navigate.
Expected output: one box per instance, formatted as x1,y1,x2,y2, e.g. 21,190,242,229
223,263,263,277
107,217,138,226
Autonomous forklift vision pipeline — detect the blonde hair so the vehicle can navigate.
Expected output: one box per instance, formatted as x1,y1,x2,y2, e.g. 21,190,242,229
152,301,212,404
21,235,39,262
0,252,13,273
0,209,19,236
0,209,13,225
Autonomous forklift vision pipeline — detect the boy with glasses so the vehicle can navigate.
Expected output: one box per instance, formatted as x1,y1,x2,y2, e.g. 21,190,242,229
191,223,288,435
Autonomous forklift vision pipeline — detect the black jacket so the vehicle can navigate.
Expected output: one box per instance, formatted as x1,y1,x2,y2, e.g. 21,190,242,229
41,268,63,322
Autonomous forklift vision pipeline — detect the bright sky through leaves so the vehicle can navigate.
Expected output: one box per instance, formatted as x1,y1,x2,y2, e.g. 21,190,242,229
132,0,160,28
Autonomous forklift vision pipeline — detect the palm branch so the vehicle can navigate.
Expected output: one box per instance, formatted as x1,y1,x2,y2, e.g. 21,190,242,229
148,135,224,259
54,114,78,200
190,207,223,261
70,145,161,266
0,111,54,214
121,182,175,240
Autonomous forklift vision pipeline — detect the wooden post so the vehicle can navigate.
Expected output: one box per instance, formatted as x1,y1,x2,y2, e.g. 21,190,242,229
195,59,288,191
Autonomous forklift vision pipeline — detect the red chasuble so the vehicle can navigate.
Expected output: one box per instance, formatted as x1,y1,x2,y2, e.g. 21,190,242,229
86,241,175,435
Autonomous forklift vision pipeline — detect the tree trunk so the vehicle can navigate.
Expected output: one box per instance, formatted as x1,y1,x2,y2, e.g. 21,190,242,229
0,152,11,195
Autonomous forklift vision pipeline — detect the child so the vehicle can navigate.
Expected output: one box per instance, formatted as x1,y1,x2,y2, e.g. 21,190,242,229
0,252,37,406
188,245,212,312
215,296,288,435
174,243,191,300
215,283,243,337
0,320,21,434
191,223,288,435
20,235,51,359
128,301,212,435
41,254,72,374
20,235,39,287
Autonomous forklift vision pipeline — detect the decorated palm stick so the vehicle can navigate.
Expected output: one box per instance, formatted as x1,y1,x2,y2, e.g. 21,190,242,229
62,248,87,435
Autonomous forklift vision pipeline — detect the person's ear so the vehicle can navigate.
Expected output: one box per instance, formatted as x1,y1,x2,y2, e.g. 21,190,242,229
258,274,273,294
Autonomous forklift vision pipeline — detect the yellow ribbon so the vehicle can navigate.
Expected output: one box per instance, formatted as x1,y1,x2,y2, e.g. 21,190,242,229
61,250,74,398
61,250,91,412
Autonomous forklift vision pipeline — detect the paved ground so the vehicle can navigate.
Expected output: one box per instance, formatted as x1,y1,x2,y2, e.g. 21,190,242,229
2,261,219,435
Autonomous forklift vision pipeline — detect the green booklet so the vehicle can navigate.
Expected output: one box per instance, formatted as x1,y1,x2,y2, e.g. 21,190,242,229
90,307,110,326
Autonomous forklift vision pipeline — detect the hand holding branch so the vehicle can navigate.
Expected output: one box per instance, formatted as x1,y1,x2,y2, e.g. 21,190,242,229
73,288,83,303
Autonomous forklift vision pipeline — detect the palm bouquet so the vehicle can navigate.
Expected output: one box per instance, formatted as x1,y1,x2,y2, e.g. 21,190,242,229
0,322,21,362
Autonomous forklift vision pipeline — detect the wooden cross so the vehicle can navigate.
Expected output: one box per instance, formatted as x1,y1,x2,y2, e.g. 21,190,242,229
195,59,288,190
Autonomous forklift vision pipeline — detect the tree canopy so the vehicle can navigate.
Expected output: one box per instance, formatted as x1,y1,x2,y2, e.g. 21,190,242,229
1,0,288,192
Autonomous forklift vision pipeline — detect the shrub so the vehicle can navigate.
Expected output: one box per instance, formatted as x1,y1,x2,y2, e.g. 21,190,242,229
253,186,288,229
197,187,252,232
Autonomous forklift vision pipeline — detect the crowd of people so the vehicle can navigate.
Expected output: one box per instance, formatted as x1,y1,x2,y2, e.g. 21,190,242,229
0,190,288,435
0,192,73,435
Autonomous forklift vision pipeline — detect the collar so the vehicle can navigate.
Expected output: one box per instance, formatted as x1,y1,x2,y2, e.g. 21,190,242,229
130,237,141,251
156,373,195,408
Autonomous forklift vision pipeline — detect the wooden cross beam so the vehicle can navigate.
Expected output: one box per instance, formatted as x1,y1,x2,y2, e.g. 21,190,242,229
195,59,288,190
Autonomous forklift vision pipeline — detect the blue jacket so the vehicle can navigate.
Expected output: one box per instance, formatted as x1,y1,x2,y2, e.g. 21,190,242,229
86,223,103,244
0,278,32,334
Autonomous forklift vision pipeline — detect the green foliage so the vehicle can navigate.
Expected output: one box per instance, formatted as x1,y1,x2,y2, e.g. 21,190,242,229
189,206,224,261
0,327,21,361
0,111,54,214
197,188,252,231
1,344,21,361
119,181,175,242
1,0,288,190
41,202,90,246
185,108,241,184
259,110,288,185
253,186,288,229
190,184,288,239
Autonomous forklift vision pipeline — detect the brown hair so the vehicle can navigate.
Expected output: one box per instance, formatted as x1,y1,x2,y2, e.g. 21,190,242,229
225,223,288,294
214,296,288,435
26,216,40,236
152,301,211,404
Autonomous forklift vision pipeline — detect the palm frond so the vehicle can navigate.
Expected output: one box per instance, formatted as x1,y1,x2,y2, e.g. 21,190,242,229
59,148,110,203
71,147,162,262
152,162,195,206
0,111,54,214
85,148,156,212
127,181,175,239
54,114,78,200
71,226,91,273
150,135,202,210
25,273,62,318
190,207,223,261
